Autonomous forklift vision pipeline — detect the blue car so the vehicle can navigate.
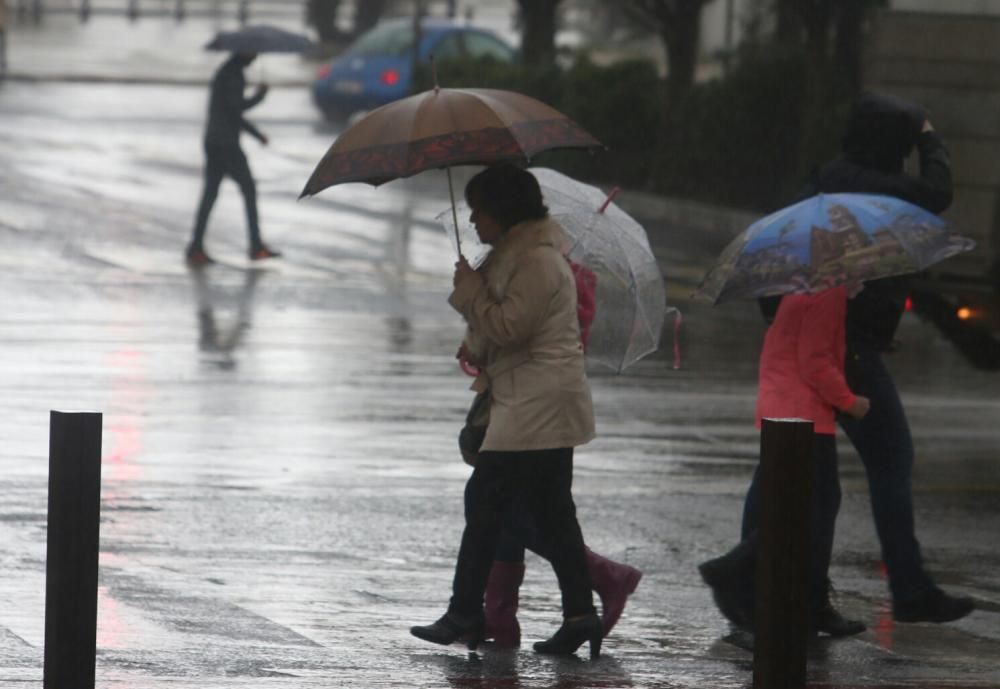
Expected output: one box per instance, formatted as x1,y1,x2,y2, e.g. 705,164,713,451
312,18,517,122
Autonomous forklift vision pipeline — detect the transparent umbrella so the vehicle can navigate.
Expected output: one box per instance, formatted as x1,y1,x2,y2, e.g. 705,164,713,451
440,167,669,373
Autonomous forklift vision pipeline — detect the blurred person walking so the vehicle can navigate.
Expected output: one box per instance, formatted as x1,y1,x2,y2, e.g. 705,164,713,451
757,93,975,624
186,51,281,265
410,164,604,658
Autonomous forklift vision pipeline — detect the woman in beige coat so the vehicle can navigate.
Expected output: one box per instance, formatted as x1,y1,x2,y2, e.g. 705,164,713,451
410,164,603,658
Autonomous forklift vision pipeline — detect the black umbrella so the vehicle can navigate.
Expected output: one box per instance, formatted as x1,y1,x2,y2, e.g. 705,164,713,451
205,25,315,54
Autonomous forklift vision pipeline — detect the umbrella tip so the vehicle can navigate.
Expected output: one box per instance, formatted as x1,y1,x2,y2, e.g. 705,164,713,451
430,54,440,92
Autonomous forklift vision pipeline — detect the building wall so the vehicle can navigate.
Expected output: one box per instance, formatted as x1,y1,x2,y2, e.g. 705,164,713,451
865,10,1000,277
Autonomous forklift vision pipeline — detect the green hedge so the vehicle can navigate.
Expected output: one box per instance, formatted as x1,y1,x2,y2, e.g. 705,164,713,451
416,50,852,213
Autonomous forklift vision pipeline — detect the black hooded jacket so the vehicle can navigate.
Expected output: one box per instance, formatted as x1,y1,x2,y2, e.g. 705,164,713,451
804,130,953,352
203,54,266,148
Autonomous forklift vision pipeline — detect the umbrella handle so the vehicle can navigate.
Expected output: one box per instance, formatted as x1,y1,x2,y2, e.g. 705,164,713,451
447,167,462,256
666,306,682,370
598,187,621,214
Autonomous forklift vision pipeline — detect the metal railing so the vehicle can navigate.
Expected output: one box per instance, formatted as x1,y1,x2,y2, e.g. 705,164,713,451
12,0,305,25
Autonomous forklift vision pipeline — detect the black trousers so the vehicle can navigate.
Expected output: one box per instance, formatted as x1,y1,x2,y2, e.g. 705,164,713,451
740,432,840,607
838,350,934,603
190,143,262,251
450,448,595,618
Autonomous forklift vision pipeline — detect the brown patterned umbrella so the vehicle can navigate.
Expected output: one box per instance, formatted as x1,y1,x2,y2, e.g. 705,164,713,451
299,86,602,250
302,87,601,193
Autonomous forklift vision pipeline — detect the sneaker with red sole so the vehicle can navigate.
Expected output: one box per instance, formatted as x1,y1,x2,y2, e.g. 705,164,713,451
185,248,215,266
250,246,282,260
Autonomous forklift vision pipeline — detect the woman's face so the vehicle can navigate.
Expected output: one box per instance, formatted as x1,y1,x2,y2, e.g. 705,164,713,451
469,203,505,246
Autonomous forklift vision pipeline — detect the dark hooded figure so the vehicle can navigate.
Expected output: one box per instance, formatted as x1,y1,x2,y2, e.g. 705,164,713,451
186,52,281,265
717,93,974,632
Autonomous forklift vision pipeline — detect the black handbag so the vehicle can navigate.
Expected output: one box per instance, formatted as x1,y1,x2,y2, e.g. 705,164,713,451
458,391,489,465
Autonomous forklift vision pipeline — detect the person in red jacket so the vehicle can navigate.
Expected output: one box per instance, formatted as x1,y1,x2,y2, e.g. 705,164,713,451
699,284,870,635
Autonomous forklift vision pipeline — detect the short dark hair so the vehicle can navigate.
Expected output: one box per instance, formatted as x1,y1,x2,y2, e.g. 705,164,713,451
465,164,549,230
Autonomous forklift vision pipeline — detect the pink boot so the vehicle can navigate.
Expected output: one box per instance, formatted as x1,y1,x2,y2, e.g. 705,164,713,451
586,547,643,635
483,560,525,647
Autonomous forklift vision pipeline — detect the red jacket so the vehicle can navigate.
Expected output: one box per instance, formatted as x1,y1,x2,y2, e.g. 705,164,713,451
755,287,856,435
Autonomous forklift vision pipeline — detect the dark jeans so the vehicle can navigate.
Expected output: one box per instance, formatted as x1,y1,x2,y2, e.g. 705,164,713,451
464,468,531,563
190,143,262,252
838,349,935,603
740,433,840,607
450,448,594,618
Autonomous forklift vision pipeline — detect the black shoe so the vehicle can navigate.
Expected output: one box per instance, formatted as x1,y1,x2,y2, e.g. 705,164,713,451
533,613,603,658
698,553,754,631
410,611,485,650
812,600,865,637
893,589,975,624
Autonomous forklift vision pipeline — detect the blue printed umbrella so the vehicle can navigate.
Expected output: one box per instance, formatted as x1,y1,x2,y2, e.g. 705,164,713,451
697,193,975,304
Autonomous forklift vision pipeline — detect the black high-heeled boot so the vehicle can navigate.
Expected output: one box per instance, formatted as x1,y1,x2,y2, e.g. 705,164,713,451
532,613,604,658
410,611,486,650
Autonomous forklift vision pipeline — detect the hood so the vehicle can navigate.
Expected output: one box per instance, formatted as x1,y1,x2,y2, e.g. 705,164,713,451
842,92,926,173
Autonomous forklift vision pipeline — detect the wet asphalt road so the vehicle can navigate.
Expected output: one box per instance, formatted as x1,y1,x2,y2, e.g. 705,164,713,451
1,17,1000,688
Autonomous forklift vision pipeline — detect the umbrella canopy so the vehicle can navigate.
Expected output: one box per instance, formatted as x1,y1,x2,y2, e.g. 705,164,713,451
697,192,975,304
205,25,315,54
300,87,601,195
440,167,666,373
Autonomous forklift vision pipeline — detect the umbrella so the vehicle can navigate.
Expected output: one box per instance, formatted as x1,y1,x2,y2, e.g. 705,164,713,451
205,25,315,53
697,193,975,304
439,167,667,373
300,85,602,250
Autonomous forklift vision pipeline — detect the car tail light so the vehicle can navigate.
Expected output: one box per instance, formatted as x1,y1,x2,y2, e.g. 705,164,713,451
904,295,913,312
317,64,332,79
380,69,401,86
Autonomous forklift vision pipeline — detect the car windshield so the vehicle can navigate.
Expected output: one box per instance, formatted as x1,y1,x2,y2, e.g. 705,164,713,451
348,23,415,57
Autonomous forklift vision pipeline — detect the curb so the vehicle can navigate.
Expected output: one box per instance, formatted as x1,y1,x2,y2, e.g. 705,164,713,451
0,72,310,88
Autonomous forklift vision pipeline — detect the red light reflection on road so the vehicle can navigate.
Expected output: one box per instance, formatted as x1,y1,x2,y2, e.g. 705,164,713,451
96,585,125,650
873,560,894,650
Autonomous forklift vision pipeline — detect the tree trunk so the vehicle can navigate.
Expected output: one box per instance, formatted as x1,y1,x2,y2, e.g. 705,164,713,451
516,0,560,67
663,4,702,106
353,0,386,39
774,0,803,46
307,0,344,44
834,0,868,94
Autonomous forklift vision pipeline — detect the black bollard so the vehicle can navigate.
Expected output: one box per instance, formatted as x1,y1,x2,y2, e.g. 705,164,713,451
753,418,814,689
44,411,103,689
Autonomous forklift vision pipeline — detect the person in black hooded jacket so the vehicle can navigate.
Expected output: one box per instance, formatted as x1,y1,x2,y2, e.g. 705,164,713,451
754,93,975,625
186,51,281,265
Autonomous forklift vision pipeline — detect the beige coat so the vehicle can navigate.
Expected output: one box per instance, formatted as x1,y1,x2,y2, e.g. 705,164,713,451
448,217,595,452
